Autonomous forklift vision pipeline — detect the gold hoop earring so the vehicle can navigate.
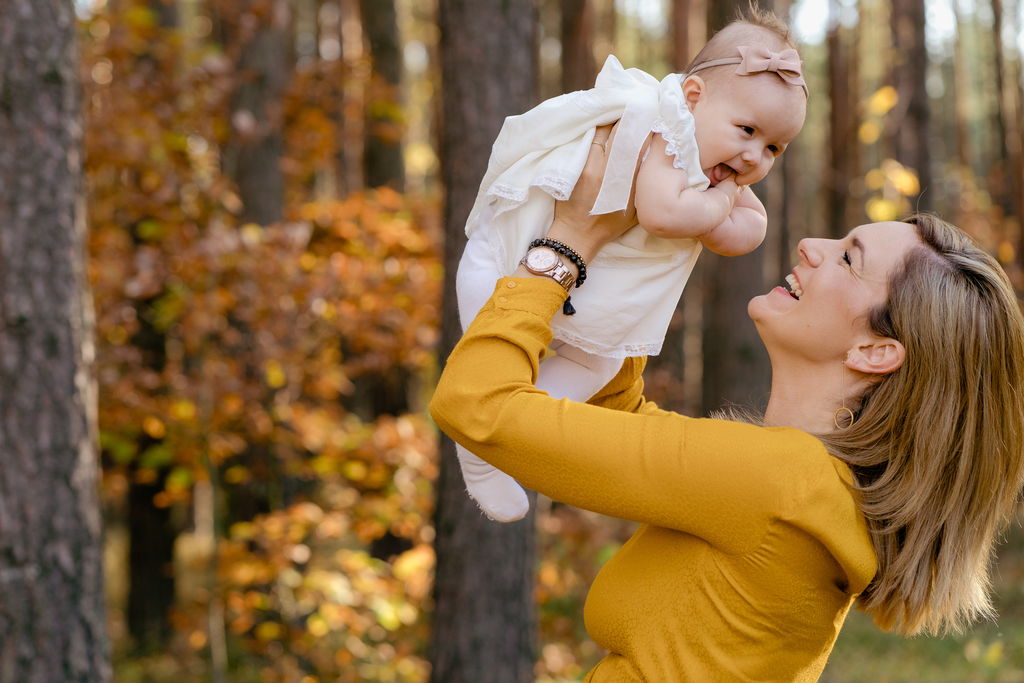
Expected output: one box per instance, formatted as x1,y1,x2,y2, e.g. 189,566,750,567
834,357,855,429
833,407,855,430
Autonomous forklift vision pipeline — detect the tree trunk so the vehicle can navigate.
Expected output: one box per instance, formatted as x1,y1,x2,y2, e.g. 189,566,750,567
950,1,974,173
0,1,110,679
124,1,179,655
642,0,708,414
826,0,854,237
359,0,405,189
991,0,1024,238
889,0,931,210
561,0,596,92
224,0,291,225
701,0,771,414
432,1,537,681
671,0,707,70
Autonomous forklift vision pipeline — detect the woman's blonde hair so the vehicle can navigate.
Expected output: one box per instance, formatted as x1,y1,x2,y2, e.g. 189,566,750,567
820,214,1024,635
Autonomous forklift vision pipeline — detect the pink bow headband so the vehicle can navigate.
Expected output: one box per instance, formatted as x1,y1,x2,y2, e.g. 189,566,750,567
688,45,808,97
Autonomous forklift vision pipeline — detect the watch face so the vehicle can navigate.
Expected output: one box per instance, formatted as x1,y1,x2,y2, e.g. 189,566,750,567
526,248,559,271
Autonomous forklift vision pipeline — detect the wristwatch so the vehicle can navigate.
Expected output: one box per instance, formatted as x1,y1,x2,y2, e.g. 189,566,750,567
519,246,576,291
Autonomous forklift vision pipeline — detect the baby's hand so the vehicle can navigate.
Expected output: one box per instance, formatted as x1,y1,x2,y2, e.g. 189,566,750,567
709,176,744,209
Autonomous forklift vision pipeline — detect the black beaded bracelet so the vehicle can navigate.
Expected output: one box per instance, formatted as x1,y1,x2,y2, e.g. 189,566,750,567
529,238,587,287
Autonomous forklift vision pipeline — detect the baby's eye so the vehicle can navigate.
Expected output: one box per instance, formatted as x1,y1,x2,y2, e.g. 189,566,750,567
767,144,780,154
842,250,852,266
739,125,754,135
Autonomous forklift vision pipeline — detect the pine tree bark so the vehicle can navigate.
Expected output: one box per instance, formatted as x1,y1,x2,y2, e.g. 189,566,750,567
0,0,110,679
826,0,855,237
889,0,931,210
561,0,596,93
359,0,405,189
223,0,291,225
432,1,537,681
701,0,771,413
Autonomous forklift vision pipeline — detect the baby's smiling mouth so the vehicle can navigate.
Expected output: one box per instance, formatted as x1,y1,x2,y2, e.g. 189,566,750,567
707,163,736,186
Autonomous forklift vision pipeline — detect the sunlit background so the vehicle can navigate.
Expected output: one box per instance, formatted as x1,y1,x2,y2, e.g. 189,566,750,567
64,0,1024,680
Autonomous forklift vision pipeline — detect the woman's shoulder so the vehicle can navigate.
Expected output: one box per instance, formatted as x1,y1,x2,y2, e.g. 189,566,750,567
698,421,856,504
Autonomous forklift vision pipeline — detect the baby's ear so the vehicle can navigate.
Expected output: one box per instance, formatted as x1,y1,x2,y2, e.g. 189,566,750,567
681,75,706,110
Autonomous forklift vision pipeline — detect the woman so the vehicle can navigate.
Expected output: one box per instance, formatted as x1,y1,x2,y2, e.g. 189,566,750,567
430,128,1024,680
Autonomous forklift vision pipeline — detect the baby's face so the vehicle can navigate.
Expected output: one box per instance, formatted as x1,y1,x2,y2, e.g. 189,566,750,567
685,73,806,187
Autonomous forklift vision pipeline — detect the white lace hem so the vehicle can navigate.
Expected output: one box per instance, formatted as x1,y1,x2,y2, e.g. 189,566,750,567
552,326,664,358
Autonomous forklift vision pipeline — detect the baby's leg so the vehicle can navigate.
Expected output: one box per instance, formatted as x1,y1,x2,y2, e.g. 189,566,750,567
537,341,622,402
453,231,531,522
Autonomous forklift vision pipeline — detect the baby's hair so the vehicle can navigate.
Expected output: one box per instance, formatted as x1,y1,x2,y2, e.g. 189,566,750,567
684,2,798,79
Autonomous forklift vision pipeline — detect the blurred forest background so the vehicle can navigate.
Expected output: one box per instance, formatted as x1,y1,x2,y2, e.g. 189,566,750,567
1,0,1023,680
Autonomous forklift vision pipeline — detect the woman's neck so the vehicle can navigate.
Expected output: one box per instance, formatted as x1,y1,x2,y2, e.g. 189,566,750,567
763,362,847,434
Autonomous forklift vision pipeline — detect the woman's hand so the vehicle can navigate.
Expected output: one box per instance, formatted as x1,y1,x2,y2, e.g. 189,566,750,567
546,124,638,264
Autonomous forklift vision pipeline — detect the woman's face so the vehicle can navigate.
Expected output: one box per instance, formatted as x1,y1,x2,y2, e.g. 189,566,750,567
748,221,922,364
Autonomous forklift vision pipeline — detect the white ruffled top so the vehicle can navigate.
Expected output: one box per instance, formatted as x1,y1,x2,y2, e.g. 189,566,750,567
464,55,708,358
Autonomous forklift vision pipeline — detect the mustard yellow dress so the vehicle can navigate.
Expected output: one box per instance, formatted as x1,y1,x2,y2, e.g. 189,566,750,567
430,278,877,682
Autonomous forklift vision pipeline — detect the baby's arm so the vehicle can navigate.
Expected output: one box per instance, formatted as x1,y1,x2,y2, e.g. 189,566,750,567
699,180,767,256
633,134,766,256
634,135,737,240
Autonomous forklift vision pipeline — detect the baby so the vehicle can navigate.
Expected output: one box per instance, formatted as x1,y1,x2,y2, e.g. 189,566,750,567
455,11,808,521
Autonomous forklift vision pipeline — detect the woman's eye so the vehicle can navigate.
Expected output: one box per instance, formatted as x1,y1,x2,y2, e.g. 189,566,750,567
842,250,852,266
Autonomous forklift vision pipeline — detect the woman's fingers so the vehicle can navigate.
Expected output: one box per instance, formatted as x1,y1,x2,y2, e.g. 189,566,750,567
547,123,637,262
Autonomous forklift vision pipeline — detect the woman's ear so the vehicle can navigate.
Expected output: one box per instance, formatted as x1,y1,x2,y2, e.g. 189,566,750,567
845,338,906,376
681,75,705,110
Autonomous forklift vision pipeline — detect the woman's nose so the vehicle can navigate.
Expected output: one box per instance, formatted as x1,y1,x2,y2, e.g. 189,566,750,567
798,238,824,267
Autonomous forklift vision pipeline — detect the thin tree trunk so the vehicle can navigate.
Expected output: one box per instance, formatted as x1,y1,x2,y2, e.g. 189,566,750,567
991,0,1024,235
644,0,707,414
359,0,405,189
432,1,537,681
951,1,974,172
561,0,596,92
826,0,851,237
0,0,110,679
124,0,179,655
336,0,365,194
701,0,771,413
671,0,692,71
224,0,291,225
889,0,931,210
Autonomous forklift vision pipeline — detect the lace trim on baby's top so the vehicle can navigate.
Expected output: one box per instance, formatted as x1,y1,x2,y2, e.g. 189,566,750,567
551,326,664,358
488,172,575,211
650,73,709,191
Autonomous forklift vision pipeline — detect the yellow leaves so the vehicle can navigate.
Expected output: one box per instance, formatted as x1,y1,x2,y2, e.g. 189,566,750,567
964,636,1004,666
142,415,166,438
858,120,881,145
255,621,282,641
171,399,197,421
864,160,921,221
867,85,898,116
264,359,287,388
865,198,902,222
90,59,113,85
240,223,264,246
187,630,207,650
859,87,897,146
998,241,1015,264
392,545,434,599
